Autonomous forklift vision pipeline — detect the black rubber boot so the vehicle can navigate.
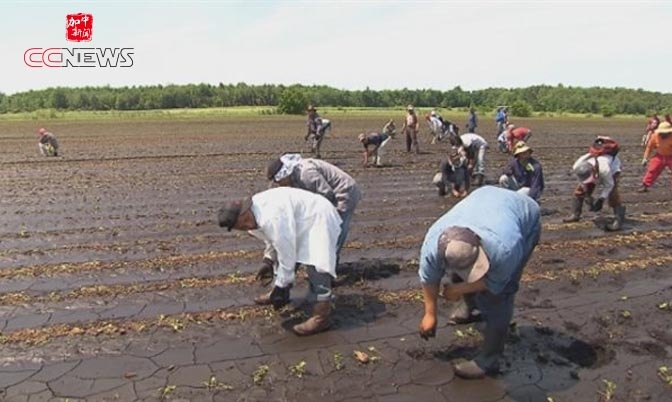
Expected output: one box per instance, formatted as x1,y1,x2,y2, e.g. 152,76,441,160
606,205,626,231
563,197,584,223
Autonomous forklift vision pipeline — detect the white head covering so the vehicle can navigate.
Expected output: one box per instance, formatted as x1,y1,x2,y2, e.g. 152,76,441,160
273,153,302,182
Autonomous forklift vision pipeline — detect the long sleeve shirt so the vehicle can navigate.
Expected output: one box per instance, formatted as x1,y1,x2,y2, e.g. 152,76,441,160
290,158,361,215
503,157,545,201
644,132,672,158
250,187,342,288
418,186,541,295
572,153,622,200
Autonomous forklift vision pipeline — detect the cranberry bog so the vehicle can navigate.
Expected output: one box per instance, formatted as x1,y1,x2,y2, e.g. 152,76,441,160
0,115,670,401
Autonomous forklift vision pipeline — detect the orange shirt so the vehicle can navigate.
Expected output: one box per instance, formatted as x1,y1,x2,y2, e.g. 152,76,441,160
645,133,672,157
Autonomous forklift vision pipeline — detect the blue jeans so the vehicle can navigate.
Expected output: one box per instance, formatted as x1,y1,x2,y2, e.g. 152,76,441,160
336,187,362,258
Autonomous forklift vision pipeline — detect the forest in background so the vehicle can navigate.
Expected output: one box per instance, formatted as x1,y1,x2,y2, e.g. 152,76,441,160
1,83,671,117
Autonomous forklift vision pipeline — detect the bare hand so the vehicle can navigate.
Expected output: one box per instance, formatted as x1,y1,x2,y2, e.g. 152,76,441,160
419,313,437,340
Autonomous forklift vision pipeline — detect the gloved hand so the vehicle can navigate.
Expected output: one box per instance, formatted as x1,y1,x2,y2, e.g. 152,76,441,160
269,285,290,310
590,197,605,212
641,158,648,166
255,259,274,282
304,134,310,141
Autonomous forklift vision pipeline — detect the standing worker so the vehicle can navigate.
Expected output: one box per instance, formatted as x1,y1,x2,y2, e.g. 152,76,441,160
466,108,478,133
418,186,541,379
401,105,420,154
305,105,326,158
639,121,672,193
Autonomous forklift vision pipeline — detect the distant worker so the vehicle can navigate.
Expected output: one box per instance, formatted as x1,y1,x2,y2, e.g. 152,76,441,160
563,136,624,231
466,108,478,133
495,107,508,135
433,145,469,198
642,113,660,148
426,111,445,144
359,131,391,167
305,105,329,159
382,119,396,137
505,124,532,153
218,187,342,336
639,121,672,193
418,186,541,379
452,133,488,187
37,128,59,157
401,105,420,154
499,141,544,203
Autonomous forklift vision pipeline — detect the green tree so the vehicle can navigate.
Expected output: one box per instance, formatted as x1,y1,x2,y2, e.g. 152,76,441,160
51,88,68,109
277,87,307,115
509,100,532,117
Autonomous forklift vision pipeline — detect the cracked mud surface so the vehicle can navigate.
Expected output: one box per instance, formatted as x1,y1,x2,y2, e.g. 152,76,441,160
0,116,671,401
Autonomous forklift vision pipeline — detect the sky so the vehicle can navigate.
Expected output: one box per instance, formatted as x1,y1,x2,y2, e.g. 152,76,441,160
1,0,671,95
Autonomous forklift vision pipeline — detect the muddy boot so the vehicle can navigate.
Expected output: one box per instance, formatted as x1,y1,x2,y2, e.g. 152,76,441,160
292,301,331,336
254,285,291,308
453,359,487,379
253,289,273,306
562,197,584,223
606,205,626,232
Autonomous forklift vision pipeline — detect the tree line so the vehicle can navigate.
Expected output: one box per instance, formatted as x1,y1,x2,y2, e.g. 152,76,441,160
1,83,670,117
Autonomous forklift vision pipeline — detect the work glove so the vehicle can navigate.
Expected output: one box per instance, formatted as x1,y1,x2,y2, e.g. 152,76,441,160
304,134,310,141
641,158,648,166
269,285,290,310
590,197,605,212
255,258,274,282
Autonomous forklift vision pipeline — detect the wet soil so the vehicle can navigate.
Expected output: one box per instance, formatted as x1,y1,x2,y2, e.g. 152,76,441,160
0,116,671,401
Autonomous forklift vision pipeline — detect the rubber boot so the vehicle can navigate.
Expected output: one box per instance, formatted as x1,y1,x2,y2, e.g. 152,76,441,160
292,301,331,336
606,205,626,232
406,133,412,153
562,197,584,223
253,289,273,305
455,324,508,379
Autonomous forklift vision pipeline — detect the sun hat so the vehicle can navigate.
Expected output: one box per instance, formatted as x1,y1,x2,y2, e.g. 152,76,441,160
438,227,489,283
574,161,596,184
655,121,672,134
307,105,317,112
513,141,532,156
407,104,414,111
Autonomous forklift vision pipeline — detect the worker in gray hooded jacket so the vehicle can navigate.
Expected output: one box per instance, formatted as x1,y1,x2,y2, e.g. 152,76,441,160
254,153,362,282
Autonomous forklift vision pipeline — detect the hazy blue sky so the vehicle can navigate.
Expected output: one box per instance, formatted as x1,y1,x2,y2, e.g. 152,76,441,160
1,0,671,94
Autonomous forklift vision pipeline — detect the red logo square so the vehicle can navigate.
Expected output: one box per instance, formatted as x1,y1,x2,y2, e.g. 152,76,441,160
66,13,93,42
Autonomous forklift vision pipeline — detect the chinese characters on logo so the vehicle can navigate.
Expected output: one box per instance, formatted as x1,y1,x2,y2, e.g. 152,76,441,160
66,13,93,42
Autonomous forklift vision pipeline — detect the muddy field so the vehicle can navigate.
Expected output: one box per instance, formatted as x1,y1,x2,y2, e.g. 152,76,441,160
0,115,671,402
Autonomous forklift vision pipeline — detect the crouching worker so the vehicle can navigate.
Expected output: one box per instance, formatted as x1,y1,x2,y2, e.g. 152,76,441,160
433,145,469,198
418,186,541,379
499,141,544,203
218,187,342,336
563,137,624,231
38,128,59,156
